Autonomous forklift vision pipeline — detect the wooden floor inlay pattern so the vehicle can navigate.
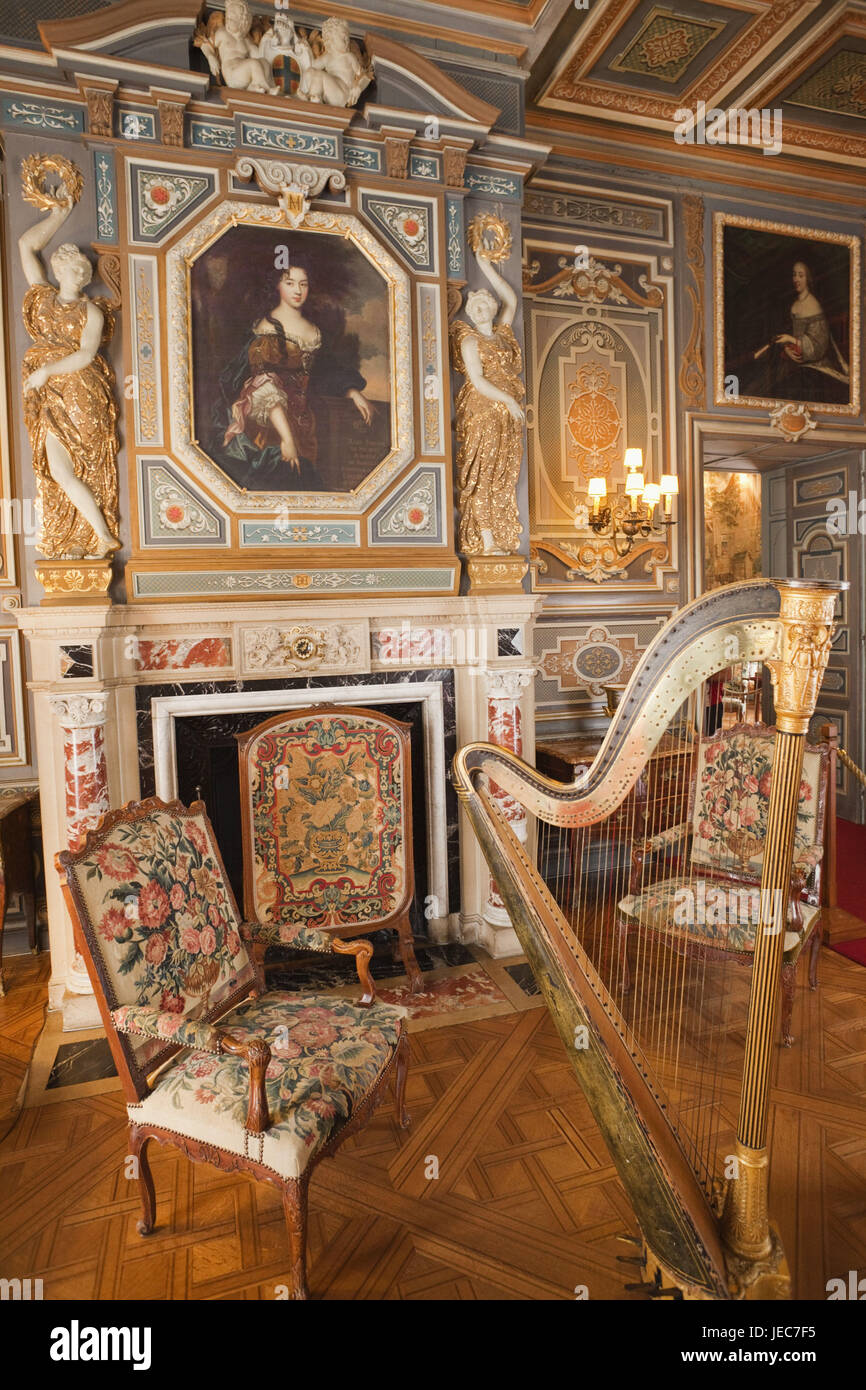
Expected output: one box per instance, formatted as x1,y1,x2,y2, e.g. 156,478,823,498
0,948,865,1299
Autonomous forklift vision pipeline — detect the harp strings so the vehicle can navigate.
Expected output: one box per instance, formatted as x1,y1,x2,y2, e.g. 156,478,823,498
529,670,754,1199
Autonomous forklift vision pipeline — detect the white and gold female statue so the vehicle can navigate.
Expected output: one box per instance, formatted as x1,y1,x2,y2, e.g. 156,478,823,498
451,216,525,557
18,155,120,560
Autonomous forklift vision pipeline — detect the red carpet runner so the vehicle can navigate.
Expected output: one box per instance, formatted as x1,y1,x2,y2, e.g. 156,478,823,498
832,818,866,966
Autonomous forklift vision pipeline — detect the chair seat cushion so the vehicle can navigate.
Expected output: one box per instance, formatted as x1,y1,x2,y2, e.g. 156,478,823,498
128,991,407,1180
617,876,819,958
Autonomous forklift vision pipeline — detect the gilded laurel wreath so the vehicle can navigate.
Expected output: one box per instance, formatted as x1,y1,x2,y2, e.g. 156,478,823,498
20,154,84,211
467,212,513,265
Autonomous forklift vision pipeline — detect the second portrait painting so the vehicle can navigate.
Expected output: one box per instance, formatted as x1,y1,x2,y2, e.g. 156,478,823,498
715,215,860,415
190,224,393,493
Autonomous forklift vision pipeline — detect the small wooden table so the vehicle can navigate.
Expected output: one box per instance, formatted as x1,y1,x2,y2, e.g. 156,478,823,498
0,793,38,996
535,732,695,841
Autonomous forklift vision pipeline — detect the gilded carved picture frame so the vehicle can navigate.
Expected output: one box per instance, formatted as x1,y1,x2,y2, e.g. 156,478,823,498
713,212,861,416
166,202,414,514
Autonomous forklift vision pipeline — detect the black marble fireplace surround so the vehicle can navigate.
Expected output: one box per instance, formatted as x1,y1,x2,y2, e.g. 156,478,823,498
135,669,460,942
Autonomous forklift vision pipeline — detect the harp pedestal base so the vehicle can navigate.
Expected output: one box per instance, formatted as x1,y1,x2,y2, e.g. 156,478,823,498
724,1227,791,1301
640,1229,791,1301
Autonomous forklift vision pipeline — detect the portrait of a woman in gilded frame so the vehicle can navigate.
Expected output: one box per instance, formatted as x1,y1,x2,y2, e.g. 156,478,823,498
716,215,860,415
190,224,393,493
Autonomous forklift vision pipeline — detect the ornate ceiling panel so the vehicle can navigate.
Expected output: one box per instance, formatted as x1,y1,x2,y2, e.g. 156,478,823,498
530,0,866,168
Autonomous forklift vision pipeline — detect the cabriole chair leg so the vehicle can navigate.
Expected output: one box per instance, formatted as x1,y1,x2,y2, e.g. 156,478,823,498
283,1184,310,1300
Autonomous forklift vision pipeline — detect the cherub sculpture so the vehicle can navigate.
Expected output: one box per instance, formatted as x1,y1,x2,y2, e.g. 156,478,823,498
289,17,373,108
194,0,293,95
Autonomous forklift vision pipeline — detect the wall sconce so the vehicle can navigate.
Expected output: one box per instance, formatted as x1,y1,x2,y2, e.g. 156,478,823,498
585,449,677,558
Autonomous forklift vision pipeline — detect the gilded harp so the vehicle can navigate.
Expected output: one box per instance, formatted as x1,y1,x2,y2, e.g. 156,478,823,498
454,579,843,1300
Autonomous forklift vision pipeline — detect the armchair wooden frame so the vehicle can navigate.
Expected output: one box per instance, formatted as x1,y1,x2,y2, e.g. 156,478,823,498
237,704,423,993
57,796,410,1300
617,723,837,1048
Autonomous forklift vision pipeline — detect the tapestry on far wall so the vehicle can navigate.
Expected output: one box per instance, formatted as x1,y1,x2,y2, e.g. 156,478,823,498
703,470,762,591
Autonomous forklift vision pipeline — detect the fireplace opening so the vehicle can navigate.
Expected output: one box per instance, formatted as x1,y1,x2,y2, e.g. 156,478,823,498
170,701,430,938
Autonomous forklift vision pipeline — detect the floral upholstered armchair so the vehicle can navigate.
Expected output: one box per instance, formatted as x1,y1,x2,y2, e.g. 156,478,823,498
57,797,410,1300
616,724,835,1046
236,705,423,993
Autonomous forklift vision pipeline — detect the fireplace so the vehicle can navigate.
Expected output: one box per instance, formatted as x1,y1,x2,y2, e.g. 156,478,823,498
135,670,459,937
19,593,538,1027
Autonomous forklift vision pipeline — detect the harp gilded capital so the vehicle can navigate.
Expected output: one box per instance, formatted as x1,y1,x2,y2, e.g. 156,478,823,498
766,580,843,733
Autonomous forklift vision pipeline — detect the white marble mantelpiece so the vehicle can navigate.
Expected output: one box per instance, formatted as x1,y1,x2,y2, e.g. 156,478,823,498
17,593,542,1028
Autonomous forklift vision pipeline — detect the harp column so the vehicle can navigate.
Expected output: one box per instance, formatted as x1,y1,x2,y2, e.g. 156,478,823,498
483,668,534,927
721,579,841,1289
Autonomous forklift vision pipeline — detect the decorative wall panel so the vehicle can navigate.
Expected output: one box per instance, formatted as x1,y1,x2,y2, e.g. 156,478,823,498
370,466,445,546
416,283,445,456
533,614,666,724
188,120,234,151
344,141,382,172
240,521,360,547
127,160,217,245
129,256,163,447
93,148,118,244
117,109,156,141
138,459,228,547
1,98,83,134
446,196,465,278
524,238,675,590
131,567,458,599
523,187,669,241
239,122,340,159
0,632,27,766
359,190,438,274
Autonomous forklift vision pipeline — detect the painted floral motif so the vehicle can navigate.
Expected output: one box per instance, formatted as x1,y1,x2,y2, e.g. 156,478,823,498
73,810,255,1054
691,734,822,875
249,715,405,929
150,992,403,1160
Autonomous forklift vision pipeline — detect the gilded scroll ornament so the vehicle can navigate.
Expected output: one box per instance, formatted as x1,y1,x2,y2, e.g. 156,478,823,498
19,157,120,562
451,219,524,557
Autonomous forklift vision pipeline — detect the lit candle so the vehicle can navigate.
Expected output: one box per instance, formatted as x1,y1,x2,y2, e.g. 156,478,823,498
660,474,678,516
587,477,607,517
624,468,644,507
642,481,660,519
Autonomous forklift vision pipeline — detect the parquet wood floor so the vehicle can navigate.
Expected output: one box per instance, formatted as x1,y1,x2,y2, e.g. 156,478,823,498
0,954,49,1141
0,947,864,1300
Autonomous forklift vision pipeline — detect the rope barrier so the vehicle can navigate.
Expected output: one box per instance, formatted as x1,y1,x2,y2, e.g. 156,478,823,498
839,746,866,790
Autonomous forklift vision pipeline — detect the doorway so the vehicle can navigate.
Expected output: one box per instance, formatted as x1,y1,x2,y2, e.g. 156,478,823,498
701,436,865,823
